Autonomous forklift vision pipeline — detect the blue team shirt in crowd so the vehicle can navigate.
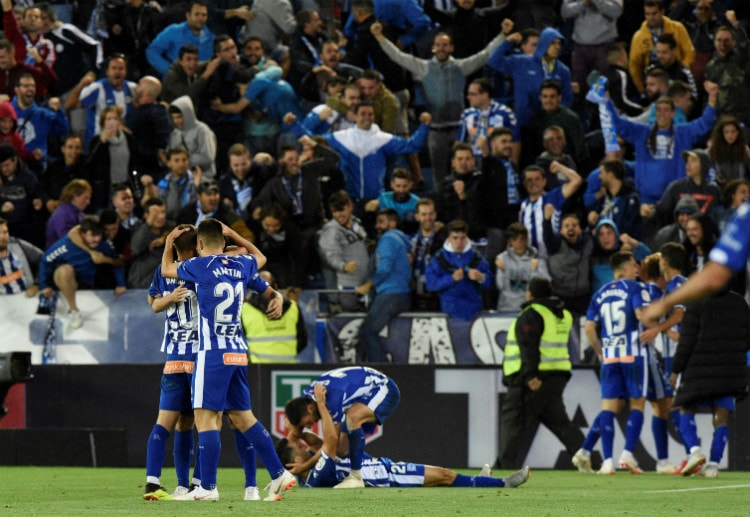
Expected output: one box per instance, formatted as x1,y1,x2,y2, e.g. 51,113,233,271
177,254,269,352
587,278,650,363
149,264,199,359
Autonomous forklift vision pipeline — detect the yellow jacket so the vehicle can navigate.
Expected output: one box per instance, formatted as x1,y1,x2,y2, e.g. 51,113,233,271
629,16,695,92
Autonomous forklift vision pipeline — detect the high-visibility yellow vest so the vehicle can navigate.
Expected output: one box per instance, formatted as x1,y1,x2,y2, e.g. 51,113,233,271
503,303,573,377
241,301,300,364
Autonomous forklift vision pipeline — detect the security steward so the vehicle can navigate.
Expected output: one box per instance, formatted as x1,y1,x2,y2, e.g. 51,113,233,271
241,271,307,363
496,277,584,469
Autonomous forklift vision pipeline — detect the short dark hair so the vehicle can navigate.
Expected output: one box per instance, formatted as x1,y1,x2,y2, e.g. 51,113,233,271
540,79,562,95
644,0,662,9
659,242,686,272
600,158,625,181
360,69,382,83
178,44,199,59
80,215,103,236
196,218,224,248
446,219,468,235
489,127,513,141
470,78,492,94
328,190,352,211
187,1,207,13
522,165,545,179
451,142,473,158
353,100,374,114
174,224,197,255
520,28,540,44
646,68,669,83
275,438,296,466
391,167,411,181
377,207,400,224
666,80,691,98
166,147,189,160
609,251,634,272
297,9,317,26
99,209,118,226
641,253,662,281
506,222,528,240
213,34,233,55
260,202,288,223
285,396,312,426
15,73,34,87
0,39,14,54
110,182,132,199
528,277,553,299
657,33,677,49
143,197,165,212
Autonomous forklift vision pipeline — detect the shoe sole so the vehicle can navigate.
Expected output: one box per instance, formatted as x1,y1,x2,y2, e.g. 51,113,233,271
681,457,706,477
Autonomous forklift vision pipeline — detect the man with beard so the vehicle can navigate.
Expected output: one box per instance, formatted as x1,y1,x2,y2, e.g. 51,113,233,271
302,82,361,135
0,215,42,295
410,198,444,311
176,180,254,242
365,168,420,234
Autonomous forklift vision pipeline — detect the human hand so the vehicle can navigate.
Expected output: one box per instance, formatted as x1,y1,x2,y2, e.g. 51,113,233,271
544,203,555,220
313,383,327,405
452,179,465,199
354,281,372,295
48,97,61,110
81,71,96,87
319,106,333,120
31,149,43,160
266,290,283,319
89,250,106,264
370,21,383,38
495,256,506,271
467,268,484,282
669,372,678,390
232,5,253,21
170,285,189,303
419,112,432,125
343,260,357,273
588,211,600,227
549,160,562,174
726,10,738,27
25,284,39,297
640,204,654,218
32,198,42,211
364,199,379,212
507,32,522,45
452,268,464,282
1,201,13,213
42,287,54,299
501,18,513,35
530,258,538,271
114,286,127,297
527,377,542,391
110,23,122,36
27,47,42,64
253,152,274,165
639,326,660,344
283,112,297,125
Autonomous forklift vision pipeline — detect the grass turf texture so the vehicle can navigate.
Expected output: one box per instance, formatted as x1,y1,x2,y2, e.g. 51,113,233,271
1,467,749,516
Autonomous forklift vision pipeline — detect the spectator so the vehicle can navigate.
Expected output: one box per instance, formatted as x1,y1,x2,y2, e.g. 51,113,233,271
254,204,304,289
590,218,651,292
371,20,506,187
154,147,199,221
646,149,722,226
42,134,85,214
297,41,363,107
644,34,698,100
325,69,400,135
525,80,588,170
100,0,161,80
1,1,54,68
343,0,431,54
241,270,306,363
423,0,509,59
561,0,623,94
45,179,91,249
128,198,172,289
0,143,42,246
302,82,361,135
533,126,579,191
488,27,573,128
708,116,750,185
94,208,132,290
318,190,369,311
365,168,420,234
604,43,645,117
588,158,642,239
286,10,327,98
543,210,593,315
0,215,43,296
167,95,217,180
519,162,582,258
425,219,492,320
670,0,728,89
83,106,138,213
480,127,523,232
110,183,141,231
436,143,493,241
356,208,412,362
217,144,260,221
176,179,254,242
36,3,102,98
40,215,126,329
0,100,31,164
410,197,444,311
495,222,549,312
238,0,296,58
291,104,430,217
162,44,209,105
629,0,695,93
457,77,518,167
651,195,700,251
125,76,172,178
683,212,718,273
11,73,69,173
146,1,214,78
705,11,749,124
0,37,56,102
66,54,135,150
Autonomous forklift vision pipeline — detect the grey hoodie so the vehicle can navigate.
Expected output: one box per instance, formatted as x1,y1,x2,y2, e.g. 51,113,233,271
168,95,218,179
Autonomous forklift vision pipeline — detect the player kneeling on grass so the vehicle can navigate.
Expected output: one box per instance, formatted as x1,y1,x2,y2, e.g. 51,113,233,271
277,384,530,489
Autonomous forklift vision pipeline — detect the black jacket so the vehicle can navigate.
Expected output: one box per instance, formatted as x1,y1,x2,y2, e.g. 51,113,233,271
672,290,750,407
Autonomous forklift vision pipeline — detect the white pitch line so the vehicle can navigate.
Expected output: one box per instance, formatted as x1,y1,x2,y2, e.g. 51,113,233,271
646,484,750,494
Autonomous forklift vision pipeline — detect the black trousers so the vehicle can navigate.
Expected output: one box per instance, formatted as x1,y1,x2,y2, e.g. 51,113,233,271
497,374,584,469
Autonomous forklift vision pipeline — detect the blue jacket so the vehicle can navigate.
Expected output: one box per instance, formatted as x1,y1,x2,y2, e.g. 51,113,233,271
343,0,431,48
488,27,572,127
293,121,429,200
371,229,411,294
425,240,492,320
607,100,716,204
146,22,214,76
40,235,125,290
11,99,69,167
244,76,301,125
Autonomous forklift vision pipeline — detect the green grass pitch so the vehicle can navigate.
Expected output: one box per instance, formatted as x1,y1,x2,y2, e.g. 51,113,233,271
1,467,749,516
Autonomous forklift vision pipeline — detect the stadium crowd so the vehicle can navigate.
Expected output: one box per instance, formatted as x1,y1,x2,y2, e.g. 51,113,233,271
0,0,749,342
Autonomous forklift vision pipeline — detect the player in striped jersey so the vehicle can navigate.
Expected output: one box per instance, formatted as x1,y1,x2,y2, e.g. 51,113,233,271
143,224,200,500
161,219,295,502
285,366,401,488
584,251,651,474
278,384,530,489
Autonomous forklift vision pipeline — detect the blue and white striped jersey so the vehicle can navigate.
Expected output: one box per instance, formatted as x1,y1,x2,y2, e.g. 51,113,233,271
587,279,650,363
303,367,391,425
177,254,269,352
149,264,199,358
304,451,425,488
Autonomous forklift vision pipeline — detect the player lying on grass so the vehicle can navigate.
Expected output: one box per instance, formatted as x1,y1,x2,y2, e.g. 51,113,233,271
277,384,530,488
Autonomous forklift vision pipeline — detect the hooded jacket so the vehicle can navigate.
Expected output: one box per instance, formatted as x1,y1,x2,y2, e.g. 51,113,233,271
590,218,651,292
651,195,699,251
0,101,30,163
168,95,217,179
653,149,721,224
495,244,550,312
371,228,411,295
425,239,492,320
488,27,573,127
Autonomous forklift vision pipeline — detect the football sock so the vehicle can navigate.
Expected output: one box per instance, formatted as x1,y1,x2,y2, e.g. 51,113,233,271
600,410,616,460
710,425,729,463
624,409,644,453
233,429,257,487
679,413,700,450
451,474,504,487
145,424,170,483
671,409,689,455
581,413,602,451
198,430,221,490
173,429,193,488
192,438,201,485
652,416,668,460
349,428,366,470
243,422,284,479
